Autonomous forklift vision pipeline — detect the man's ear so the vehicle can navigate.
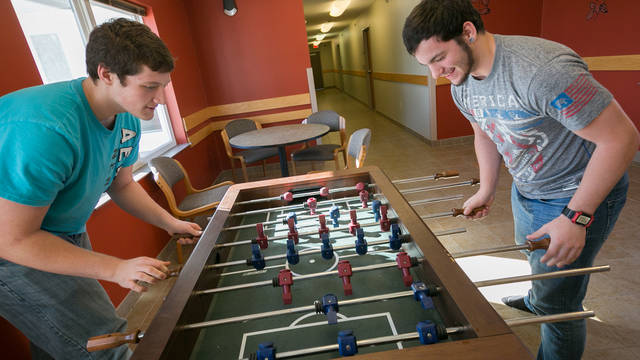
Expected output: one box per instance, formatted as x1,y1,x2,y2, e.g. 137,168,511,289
96,63,116,85
462,21,477,42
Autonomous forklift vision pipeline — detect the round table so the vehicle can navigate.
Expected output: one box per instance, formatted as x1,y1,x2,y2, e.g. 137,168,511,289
229,123,330,177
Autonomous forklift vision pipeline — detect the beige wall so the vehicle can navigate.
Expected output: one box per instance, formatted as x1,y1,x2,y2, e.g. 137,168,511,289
332,0,436,139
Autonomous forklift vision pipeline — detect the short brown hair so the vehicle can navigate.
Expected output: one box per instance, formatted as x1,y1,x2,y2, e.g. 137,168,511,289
86,18,174,84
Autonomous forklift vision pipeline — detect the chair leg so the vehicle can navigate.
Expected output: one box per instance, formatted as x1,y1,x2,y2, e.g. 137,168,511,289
291,159,297,176
230,159,237,182
262,160,267,177
334,156,340,170
176,241,184,264
240,159,249,182
341,150,347,169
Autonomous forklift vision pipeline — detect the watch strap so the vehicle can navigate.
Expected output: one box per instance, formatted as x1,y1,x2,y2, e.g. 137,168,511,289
561,206,593,227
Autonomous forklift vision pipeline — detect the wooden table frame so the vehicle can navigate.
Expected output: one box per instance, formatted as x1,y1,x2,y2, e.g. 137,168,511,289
131,166,532,359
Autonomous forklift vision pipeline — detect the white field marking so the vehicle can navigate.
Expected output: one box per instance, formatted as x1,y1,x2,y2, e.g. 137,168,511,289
289,247,340,277
238,312,399,359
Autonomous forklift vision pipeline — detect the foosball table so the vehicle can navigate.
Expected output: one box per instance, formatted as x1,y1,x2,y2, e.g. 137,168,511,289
90,166,602,359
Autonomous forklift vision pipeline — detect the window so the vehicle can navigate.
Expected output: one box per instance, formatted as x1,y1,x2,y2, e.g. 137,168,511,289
11,0,176,169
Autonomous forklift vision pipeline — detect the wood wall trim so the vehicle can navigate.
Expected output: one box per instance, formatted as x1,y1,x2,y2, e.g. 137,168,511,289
583,54,640,71
183,93,311,130
436,77,451,86
187,109,313,147
372,71,428,86
342,69,367,77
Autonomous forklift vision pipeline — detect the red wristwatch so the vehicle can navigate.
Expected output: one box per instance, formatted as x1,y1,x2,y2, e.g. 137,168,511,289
561,206,593,228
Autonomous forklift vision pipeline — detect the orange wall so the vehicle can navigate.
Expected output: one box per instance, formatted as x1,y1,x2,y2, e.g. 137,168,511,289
540,0,640,135
437,0,543,139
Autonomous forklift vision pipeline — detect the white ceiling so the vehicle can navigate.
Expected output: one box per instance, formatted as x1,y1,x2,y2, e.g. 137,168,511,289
303,0,376,44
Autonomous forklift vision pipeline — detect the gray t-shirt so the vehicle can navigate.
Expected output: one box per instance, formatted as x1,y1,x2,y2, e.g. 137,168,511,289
451,35,612,199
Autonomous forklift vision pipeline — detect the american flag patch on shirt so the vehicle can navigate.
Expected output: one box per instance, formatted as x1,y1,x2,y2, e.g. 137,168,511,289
549,74,598,118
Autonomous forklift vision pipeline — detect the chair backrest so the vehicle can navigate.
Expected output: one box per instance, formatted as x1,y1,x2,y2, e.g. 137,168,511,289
346,128,371,168
149,157,185,187
224,118,259,139
221,118,262,158
302,110,346,146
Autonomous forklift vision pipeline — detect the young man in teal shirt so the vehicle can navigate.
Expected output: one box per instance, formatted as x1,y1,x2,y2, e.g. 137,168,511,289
0,18,200,359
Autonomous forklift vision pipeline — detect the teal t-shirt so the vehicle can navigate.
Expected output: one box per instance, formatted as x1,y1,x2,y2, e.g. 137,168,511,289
0,78,140,235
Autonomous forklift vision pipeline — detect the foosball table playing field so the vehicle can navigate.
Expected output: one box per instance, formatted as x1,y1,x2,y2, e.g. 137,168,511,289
88,166,606,359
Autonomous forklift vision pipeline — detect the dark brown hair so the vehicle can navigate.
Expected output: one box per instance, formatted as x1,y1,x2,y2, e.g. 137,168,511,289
403,0,485,55
86,18,174,84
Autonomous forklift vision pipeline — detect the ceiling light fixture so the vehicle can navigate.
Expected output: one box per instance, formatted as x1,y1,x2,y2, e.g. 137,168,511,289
315,34,326,41
329,0,351,17
320,22,334,33
313,41,321,47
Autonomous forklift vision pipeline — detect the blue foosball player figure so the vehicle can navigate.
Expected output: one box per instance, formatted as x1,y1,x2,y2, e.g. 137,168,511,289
330,205,340,228
337,330,358,356
321,233,334,260
355,228,367,255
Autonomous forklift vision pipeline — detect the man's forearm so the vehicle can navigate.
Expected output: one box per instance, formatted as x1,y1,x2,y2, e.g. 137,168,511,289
108,180,176,231
2,230,120,281
568,140,637,214
474,130,503,197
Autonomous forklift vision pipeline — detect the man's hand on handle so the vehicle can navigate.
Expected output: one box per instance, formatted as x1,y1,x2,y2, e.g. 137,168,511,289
528,215,586,268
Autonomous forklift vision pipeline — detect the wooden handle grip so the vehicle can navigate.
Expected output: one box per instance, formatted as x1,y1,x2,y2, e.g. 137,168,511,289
170,233,195,241
434,170,459,179
87,330,141,352
451,205,487,217
526,237,551,251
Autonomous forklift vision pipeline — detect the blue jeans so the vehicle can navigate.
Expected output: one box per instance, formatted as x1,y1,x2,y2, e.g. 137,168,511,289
0,233,131,359
511,173,628,360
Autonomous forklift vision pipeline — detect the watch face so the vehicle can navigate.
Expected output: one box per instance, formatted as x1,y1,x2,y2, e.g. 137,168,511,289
576,214,591,225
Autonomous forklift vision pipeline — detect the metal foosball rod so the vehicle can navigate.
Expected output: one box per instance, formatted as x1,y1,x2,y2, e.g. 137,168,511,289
391,170,460,184
224,206,373,232
183,266,610,327
241,311,595,360
399,178,479,195
229,194,363,218
216,218,397,249
409,194,464,206
234,183,376,206
87,266,606,352
421,205,487,220
205,227,467,271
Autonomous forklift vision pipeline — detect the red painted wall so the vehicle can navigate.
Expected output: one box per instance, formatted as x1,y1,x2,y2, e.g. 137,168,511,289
184,0,311,106
437,0,543,139
1,1,312,357
540,0,640,135
0,1,42,93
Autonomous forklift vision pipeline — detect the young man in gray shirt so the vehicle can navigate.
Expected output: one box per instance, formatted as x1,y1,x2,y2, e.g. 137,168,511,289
403,0,638,359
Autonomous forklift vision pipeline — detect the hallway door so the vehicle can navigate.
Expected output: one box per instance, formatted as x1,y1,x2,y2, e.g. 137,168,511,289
309,52,324,89
362,27,375,109
336,44,344,90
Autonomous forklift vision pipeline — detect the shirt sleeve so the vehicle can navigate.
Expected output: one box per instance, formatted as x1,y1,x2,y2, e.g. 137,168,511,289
0,122,74,206
527,54,612,131
451,85,477,123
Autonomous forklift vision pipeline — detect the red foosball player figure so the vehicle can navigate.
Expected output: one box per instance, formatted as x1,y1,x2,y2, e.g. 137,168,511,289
338,260,353,295
307,197,317,215
348,209,360,235
380,204,391,232
359,190,369,208
318,214,329,236
273,269,294,304
255,223,268,249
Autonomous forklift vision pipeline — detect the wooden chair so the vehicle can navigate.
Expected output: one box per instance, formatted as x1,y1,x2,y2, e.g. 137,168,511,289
290,110,347,175
149,156,233,263
345,128,371,169
221,119,279,182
